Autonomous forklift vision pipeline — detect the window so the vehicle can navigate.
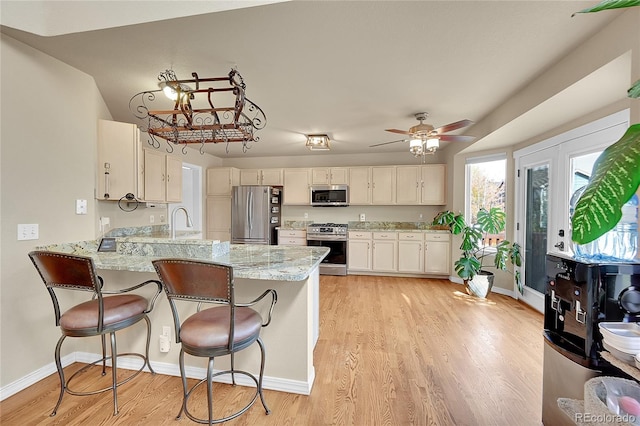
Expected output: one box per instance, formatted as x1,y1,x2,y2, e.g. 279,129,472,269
466,155,507,247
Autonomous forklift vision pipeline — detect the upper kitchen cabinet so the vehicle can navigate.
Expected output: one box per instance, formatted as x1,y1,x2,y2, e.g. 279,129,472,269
140,149,182,203
283,168,311,205
96,119,140,201
395,165,446,205
240,168,283,186
371,166,396,205
207,167,240,196
348,167,372,205
311,167,349,185
420,164,446,205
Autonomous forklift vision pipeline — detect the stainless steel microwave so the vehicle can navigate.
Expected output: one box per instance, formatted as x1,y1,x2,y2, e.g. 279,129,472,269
310,185,349,207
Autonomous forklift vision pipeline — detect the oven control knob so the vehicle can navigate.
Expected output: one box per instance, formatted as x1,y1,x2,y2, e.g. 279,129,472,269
619,286,640,315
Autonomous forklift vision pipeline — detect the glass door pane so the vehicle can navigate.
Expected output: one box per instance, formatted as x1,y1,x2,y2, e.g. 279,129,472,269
525,164,549,294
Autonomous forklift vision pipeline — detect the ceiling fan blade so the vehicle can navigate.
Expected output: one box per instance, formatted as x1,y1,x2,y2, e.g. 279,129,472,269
433,119,473,134
385,129,411,135
438,135,476,143
370,139,406,147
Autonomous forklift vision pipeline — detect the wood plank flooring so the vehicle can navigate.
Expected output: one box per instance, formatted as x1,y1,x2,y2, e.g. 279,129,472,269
0,276,544,425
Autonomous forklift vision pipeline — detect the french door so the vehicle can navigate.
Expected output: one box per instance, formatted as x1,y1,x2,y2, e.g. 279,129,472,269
514,110,630,312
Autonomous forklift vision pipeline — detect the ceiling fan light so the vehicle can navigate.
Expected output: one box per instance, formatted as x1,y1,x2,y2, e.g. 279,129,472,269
426,138,440,150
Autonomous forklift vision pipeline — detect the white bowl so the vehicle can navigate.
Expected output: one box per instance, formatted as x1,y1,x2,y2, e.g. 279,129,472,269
603,341,638,365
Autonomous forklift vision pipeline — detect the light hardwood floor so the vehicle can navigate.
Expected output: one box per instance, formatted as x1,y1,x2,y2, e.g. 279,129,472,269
0,276,544,425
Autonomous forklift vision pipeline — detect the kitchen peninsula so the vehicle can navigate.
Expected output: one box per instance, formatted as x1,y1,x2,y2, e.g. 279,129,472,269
38,227,329,395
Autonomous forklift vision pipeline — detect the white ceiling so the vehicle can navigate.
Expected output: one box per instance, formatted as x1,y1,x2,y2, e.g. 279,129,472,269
0,1,625,159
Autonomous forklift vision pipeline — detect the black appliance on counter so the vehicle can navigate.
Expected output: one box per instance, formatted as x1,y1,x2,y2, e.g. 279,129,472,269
542,252,640,425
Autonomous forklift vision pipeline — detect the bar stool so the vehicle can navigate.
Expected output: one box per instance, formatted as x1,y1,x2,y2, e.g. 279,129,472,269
152,258,277,425
28,250,162,416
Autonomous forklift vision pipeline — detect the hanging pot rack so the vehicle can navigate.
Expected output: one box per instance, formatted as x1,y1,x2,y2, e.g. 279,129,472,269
129,69,266,154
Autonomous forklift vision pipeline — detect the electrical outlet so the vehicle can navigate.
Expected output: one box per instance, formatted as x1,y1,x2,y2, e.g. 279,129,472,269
359,213,366,222
419,213,423,220
304,212,308,219
75,199,87,215
150,215,155,224
160,214,165,223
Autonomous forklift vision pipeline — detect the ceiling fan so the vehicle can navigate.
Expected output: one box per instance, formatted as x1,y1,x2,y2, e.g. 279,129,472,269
370,112,475,157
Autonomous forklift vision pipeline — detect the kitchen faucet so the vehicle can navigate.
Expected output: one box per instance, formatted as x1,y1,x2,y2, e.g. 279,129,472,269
171,206,193,239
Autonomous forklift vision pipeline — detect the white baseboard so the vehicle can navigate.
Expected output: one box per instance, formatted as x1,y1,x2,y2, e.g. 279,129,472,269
448,276,515,298
0,351,314,401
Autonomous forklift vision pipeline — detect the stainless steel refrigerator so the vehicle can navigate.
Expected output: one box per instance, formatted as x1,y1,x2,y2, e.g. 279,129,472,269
231,186,282,244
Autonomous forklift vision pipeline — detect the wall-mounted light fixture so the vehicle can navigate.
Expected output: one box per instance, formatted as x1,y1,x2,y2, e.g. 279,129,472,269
306,134,331,151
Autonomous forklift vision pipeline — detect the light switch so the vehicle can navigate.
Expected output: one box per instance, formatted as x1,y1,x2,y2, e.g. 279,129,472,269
76,199,88,215
18,224,39,240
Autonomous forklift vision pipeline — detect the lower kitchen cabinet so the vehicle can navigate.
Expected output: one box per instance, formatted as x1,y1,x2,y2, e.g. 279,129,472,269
347,231,450,276
347,231,372,271
424,233,450,275
278,229,307,246
398,233,424,273
372,232,397,272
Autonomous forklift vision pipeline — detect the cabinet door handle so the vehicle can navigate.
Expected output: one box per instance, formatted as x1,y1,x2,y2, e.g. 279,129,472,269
162,173,165,182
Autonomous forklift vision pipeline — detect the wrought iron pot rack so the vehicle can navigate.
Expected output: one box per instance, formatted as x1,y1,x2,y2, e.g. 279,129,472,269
129,69,266,154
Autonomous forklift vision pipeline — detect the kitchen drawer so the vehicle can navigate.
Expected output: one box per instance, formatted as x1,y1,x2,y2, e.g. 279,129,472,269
373,232,398,240
398,232,424,241
424,233,450,242
348,231,372,240
278,229,306,238
278,237,307,246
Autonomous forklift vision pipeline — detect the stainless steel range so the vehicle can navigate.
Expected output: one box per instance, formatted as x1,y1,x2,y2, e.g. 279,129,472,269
306,223,347,276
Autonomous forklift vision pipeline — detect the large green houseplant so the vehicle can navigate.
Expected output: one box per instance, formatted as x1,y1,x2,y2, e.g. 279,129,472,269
433,207,522,298
571,0,640,246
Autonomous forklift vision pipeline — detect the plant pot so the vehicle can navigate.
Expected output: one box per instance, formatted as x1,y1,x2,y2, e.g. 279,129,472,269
465,270,495,299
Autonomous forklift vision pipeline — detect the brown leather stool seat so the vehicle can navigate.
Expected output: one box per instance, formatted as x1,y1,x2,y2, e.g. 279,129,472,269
29,251,162,417
153,258,277,425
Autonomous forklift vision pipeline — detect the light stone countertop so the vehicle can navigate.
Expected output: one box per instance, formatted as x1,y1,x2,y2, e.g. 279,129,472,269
37,235,329,282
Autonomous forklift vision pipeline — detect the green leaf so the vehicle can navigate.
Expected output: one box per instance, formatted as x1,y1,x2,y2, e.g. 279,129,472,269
454,256,481,280
476,207,506,234
571,123,640,244
573,0,640,16
629,79,640,99
460,226,482,252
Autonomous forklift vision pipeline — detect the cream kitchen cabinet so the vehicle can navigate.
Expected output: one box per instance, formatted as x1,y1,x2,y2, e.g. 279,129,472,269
424,233,451,275
206,196,232,241
348,167,371,205
278,229,307,246
372,232,397,272
97,119,141,200
397,232,425,273
283,168,311,205
207,167,240,196
311,167,349,185
240,168,283,186
347,231,372,271
371,166,396,205
395,165,446,205
141,149,182,203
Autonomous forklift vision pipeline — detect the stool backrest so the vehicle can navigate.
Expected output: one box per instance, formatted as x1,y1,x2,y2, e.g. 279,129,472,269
28,250,104,328
152,259,235,346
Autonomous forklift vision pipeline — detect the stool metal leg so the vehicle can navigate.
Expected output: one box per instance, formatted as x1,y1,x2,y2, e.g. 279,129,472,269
256,337,270,415
177,349,187,420
51,335,67,417
230,352,236,385
207,357,215,426
101,334,107,376
110,331,119,415
143,316,156,374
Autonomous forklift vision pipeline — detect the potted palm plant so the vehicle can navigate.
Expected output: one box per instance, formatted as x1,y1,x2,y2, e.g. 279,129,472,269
433,207,522,298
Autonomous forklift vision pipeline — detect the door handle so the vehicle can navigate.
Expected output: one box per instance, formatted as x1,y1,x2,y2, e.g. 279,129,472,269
554,241,564,250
